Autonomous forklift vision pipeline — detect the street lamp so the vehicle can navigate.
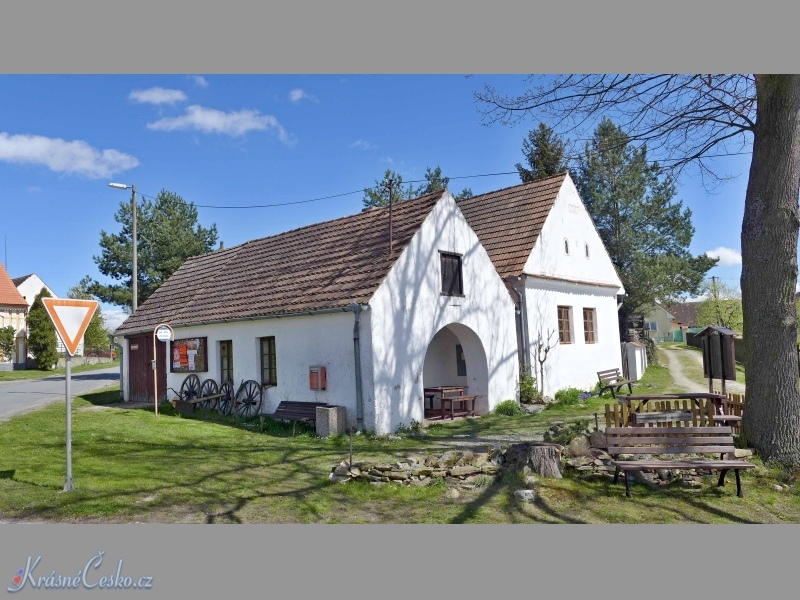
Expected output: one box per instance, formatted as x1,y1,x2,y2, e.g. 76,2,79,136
108,183,138,312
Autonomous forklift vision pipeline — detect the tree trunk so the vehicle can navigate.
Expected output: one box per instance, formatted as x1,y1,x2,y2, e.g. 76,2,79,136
740,75,800,465
505,442,563,478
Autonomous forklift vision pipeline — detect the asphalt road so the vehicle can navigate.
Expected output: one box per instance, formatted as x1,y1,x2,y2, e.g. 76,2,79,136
0,366,120,422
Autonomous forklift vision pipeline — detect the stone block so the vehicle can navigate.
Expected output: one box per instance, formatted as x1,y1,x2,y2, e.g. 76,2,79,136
315,405,347,438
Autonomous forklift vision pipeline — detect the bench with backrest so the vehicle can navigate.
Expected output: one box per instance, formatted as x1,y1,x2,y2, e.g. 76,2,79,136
605,425,755,498
267,401,330,424
597,368,637,398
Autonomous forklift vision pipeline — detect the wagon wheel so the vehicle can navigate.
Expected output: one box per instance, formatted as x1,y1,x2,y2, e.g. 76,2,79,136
233,380,262,418
197,379,219,411
180,374,201,402
217,382,234,415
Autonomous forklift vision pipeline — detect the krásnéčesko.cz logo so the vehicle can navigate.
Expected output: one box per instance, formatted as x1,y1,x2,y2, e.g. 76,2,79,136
8,551,154,592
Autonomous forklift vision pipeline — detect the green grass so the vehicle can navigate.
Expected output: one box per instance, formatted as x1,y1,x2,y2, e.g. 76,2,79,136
1,377,797,523
0,359,120,382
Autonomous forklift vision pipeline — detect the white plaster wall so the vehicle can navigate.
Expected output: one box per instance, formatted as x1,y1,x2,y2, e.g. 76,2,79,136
525,277,623,396
368,192,519,434
523,174,624,292
422,327,468,389
152,312,363,426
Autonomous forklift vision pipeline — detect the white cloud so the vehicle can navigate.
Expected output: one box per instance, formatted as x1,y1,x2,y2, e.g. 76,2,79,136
0,133,139,179
191,76,209,88
129,87,187,105
103,309,130,332
705,246,742,266
147,105,293,142
351,139,377,151
289,88,316,103
382,156,395,165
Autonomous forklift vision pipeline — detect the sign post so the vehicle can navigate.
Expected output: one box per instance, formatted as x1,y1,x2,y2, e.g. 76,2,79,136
41,298,98,492
153,324,173,416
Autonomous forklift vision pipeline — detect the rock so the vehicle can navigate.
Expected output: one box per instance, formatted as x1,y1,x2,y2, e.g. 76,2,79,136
372,464,393,472
333,465,351,476
388,471,410,480
349,466,362,477
445,488,460,499
524,404,544,414
734,449,754,458
411,478,432,487
386,434,401,440
774,484,784,491
449,465,481,477
481,465,500,474
412,467,433,477
439,451,460,466
524,475,539,486
514,489,536,502
657,470,673,481
368,469,384,478
589,431,608,449
472,453,490,468
431,470,448,478
565,435,592,458
328,473,351,483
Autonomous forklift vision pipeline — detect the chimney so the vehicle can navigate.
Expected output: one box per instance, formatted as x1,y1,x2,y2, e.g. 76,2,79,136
219,241,224,250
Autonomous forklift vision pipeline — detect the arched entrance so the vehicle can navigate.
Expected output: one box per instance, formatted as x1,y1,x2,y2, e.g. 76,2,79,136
422,323,489,420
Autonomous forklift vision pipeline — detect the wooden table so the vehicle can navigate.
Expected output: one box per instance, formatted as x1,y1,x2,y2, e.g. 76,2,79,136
424,386,470,419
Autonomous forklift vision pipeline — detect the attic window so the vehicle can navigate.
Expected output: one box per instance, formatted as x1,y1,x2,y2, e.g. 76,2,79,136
585,243,590,258
564,239,570,255
440,252,464,296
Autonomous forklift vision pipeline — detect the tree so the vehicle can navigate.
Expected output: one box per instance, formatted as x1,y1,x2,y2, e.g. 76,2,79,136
0,325,15,362
89,189,218,310
28,288,58,370
695,278,744,333
68,277,109,350
516,122,570,182
574,117,717,335
362,166,473,208
475,74,800,464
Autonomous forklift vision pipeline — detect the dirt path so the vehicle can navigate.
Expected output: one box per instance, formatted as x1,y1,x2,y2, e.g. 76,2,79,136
659,345,746,394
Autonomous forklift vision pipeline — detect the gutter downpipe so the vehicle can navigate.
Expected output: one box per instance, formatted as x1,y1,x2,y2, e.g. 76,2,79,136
346,302,365,432
508,275,530,376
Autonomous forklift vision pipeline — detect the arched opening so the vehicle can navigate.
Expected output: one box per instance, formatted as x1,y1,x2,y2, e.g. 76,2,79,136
422,323,489,421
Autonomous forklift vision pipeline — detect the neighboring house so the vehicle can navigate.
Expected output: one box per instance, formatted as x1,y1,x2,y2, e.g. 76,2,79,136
0,263,29,368
114,190,520,434
638,303,678,343
663,301,703,342
458,173,626,396
12,273,84,357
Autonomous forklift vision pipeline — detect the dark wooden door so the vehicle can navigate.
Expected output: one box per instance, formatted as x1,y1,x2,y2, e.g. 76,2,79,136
126,333,167,403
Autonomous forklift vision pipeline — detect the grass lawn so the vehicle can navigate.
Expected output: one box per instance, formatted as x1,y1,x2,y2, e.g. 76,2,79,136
1,366,798,524
0,359,120,382
659,341,747,385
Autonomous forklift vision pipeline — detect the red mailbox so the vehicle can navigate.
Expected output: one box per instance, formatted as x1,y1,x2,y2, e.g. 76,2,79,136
309,365,327,390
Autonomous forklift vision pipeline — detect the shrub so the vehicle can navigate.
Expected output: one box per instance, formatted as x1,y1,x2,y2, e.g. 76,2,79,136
641,336,658,365
494,399,523,416
518,369,541,404
553,387,584,406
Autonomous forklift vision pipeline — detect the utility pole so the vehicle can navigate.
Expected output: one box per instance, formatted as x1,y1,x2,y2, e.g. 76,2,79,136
711,275,722,326
131,184,137,313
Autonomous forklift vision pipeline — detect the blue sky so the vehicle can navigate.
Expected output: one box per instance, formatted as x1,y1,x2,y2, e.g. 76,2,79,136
0,74,751,329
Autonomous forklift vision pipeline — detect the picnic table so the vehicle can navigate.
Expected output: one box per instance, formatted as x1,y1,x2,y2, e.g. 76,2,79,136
424,386,476,420
616,392,741,427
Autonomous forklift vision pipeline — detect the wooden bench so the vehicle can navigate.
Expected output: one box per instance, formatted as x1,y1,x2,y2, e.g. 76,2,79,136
606,425,755,498
597,368,637,398
260,401,329,432
440,395,476,420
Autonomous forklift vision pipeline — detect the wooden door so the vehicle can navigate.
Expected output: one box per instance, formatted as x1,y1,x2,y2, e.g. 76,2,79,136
126,333,167,402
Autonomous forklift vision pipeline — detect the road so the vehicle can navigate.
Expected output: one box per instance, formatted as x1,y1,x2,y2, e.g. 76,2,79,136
0,366,120,422
658,344,746,394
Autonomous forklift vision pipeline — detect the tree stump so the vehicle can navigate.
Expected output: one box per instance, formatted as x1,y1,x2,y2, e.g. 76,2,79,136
505,442,563,479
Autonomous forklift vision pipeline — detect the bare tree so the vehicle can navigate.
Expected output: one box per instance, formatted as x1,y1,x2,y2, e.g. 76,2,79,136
534,329,559,397
476,75,800,465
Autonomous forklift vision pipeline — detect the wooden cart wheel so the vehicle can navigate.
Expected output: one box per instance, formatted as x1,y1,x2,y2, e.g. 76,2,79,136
198,379,219,411
234,380,262,418
217,382,234,415
180,374,201,402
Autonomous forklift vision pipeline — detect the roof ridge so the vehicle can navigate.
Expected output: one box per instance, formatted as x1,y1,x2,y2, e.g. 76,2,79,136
457,172,567,204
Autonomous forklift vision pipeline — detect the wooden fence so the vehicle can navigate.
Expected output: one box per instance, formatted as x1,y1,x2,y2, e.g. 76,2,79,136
605,391,744,432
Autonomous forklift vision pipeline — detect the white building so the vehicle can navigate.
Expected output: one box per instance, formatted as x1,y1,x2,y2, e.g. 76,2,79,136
459,173,626,397
114,190,520,434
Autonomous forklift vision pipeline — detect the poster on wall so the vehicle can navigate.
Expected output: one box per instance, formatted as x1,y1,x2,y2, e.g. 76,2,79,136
170,337,208,373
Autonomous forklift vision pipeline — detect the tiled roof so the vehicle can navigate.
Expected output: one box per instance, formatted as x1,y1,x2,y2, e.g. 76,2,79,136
457,173,566,279
11,274,32,287
0,263,27,308
115,191,445,335
664,302,701,326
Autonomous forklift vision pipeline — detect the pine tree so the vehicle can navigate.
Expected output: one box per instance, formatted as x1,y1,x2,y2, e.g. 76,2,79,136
28,288,58,370
516,122,569,182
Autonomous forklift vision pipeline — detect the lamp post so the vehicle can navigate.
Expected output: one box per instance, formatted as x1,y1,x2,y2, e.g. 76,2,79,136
109,183,137,312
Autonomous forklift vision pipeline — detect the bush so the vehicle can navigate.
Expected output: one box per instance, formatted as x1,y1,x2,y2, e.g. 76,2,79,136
641,336,658,365
553,387,584,406
518,369,541,404
494,399,523,416
542,419,591,445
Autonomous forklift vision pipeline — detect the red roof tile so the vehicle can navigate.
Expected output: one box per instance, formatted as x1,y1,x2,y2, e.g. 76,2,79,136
115,191,444,335
0,263,27,308
457,174,566,279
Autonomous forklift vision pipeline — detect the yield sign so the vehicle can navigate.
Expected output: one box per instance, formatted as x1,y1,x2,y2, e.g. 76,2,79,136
42,298,98,356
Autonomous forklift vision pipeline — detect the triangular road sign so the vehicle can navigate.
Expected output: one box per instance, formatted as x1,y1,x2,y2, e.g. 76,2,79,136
42,298,98,357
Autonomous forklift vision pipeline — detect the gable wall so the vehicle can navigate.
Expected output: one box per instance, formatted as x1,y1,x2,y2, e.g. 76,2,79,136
368,193,519,433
